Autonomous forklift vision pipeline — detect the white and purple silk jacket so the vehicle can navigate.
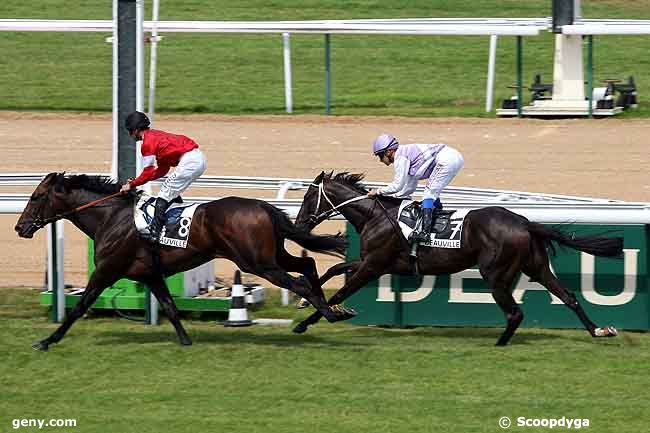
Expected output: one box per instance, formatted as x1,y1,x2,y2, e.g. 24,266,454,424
377,143,446,198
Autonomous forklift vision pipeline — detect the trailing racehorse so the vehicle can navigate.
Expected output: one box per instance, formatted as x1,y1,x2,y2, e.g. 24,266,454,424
293,172,623,346
16,173,351,351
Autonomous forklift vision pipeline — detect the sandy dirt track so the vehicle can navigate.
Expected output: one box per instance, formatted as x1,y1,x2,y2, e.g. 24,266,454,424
1,112,649,288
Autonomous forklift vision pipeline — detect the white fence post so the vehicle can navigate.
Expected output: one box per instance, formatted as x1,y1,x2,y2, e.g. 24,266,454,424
136,0,145,112
56,220,65,322
148,0,160,122
47,221,65,323
282,32,293,113
111,0,119,179
485,34,498,112
281,288,290,306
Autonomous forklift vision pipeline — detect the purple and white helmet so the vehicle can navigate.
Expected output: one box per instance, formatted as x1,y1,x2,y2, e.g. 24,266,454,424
372,133,399,155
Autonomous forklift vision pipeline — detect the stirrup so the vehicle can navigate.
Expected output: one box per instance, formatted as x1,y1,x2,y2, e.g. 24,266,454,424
140,232,160,244
140,225,162,244
413,231,430,243
410,241,418,257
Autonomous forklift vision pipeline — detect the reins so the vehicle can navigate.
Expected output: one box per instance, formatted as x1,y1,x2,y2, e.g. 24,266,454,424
308,181,404,243
308,181,369,225
35,190,126,228
374,197,403,239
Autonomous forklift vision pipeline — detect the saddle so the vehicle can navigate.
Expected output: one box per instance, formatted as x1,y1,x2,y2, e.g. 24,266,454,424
399,201,455,235
134,195,201,248
137,196,189,227
397,200,467,258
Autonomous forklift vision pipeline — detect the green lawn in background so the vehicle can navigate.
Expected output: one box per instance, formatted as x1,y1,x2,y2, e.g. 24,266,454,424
1,0,649,116
1,288,649,433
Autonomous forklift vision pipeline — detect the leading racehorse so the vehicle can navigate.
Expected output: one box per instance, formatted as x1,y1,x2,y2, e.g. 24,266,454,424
293,172,623,345
16,173,352,351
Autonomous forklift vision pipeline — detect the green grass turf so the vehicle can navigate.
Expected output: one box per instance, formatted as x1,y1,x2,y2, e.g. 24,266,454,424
1,288,649,433
1,1,649,116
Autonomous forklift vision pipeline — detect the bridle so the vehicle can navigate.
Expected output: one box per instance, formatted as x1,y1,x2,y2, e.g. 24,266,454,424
306,180,369,226
29,190,126,229
305,179,405,246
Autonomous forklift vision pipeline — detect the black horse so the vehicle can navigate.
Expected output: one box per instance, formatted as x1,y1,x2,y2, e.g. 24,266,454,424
16,173,352,351
293,172,623,345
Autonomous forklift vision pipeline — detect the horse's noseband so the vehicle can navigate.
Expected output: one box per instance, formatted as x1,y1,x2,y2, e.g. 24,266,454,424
305,180,369,226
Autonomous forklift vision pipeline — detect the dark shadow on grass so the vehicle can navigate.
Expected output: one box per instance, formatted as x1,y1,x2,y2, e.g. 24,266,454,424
83,315,620,349
344,325,592,346
95,328,362,348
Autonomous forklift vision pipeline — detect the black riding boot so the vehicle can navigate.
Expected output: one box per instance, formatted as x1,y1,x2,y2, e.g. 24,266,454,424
143,198,169,244
413,207,434,243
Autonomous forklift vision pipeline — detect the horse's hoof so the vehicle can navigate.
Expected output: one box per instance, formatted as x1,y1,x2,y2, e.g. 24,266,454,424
292,322,308,334
335,304,357,318
180,339,193,346
594,326,618,337
32,341,49,351
295,298,310,309
329,304,358,322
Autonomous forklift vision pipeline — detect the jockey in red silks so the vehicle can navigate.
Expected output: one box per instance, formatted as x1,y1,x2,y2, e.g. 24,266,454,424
120,111,207,243
368,133,464,242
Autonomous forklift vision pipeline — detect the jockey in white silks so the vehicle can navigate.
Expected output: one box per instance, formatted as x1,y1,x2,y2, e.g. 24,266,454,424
368,133,464,242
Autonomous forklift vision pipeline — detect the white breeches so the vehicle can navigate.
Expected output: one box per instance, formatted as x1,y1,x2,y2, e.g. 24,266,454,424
158,148,207,201
422,146,464,200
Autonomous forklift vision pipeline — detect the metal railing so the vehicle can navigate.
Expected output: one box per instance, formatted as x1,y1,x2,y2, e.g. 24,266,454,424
0,18,550,35
4,174,650,223
0,173,623,202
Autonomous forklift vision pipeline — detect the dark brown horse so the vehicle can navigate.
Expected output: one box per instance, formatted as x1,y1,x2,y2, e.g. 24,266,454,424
293,172,623,345
16,173,352,351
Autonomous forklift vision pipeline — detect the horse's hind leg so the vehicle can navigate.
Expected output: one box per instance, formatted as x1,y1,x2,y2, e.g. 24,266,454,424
276,248,322,295
523,250,618,338
491,289,524,346
479,250,524,346
275,249,342,311
291,260,361,309
257,267,341,323
144,277,192,346
293,261,379,334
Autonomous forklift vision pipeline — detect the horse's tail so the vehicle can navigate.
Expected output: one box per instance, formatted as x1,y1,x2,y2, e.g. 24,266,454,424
262,202,347,258
526,221,623,258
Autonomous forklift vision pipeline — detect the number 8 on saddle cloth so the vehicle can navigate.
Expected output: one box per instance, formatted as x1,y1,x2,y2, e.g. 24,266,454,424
134,195,201,248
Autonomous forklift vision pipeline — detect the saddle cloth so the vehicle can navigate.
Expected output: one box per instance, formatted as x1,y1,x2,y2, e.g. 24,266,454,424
398,200,468,249
134,194,201,248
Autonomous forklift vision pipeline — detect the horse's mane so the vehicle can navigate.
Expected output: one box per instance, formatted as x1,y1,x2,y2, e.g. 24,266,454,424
329,172,368,193
60,174,123,195
327,172,403,206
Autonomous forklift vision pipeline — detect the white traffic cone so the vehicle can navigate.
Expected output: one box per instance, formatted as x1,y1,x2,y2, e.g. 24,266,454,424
224,270,253,327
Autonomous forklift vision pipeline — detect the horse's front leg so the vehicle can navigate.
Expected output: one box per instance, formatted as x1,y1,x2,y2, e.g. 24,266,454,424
33,267,121,351
293,261,381,334
319,261,361,286
296,260,361,309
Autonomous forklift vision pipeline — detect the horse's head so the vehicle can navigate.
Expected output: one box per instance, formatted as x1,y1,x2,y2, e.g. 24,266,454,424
296,171,368,232
15,172,68,238
296,171,328,232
